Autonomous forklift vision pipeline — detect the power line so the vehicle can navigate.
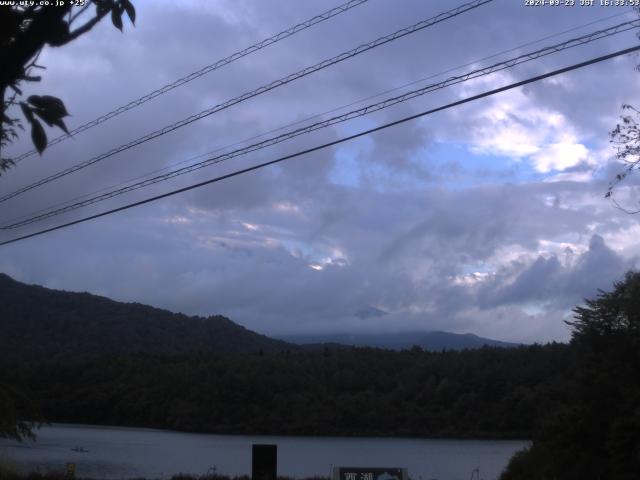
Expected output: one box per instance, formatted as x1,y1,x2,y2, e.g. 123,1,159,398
10,0,372,163
0,0,494,204
3,19,638,230
3,11,629,228
1,44,638,247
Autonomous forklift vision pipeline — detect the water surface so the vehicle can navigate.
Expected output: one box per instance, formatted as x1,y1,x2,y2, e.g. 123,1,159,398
0,424,528,480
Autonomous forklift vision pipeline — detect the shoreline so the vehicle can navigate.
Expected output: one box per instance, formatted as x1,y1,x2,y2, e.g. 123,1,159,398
0,469,328,480
28,422,531,443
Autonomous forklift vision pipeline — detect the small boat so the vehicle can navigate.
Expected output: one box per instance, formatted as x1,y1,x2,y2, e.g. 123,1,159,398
71,446,88,453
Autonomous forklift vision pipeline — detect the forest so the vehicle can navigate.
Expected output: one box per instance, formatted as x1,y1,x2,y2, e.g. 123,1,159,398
4,344,570,439
0,273,290,362
2,271,639,479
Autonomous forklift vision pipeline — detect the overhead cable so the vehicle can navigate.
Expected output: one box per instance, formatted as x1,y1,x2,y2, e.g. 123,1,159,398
0,0,494,204
10,0,372,163
3,10,630,228
1,44,638,247
3,19,638,230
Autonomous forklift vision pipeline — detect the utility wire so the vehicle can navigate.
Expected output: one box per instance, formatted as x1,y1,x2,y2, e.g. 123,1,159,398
3,10,630,228
3,19,638,230
0,0,494,204
2,7,632,230
11,0,372,163
1,44,638,247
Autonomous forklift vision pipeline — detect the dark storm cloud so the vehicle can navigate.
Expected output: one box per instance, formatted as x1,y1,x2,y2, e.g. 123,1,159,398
477,233,632,309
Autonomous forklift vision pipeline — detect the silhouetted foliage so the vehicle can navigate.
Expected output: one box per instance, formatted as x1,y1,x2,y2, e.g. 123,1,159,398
2,343,572,439
0,1,135,173
607,105,640,212
501,271,640,480
0,271,576,441
0,471,317,480
0,1,134,441
0,381,41,441
606,9,640,211
5,270,638,477
0,274,291,362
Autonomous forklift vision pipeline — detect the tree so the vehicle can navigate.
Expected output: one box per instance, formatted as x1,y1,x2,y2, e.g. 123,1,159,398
501,271,640,480
607,105,640,213
569,270,640,339
0,0,135,442
0,1,135,174
606,8,640,213
0,381,41,441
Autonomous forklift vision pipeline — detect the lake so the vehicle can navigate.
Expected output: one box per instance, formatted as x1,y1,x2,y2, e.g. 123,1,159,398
0,424,529,480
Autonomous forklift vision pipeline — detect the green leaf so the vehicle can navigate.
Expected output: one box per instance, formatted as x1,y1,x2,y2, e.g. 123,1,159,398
20,102,34,123
111,7,123,31
31,119,47,155
33,109,54,127
52,118,70,135
32,108,69,134
95,1,108,16
123,0,135,25
27,95,69,118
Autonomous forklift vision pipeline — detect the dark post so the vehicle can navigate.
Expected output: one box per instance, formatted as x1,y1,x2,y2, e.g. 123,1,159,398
252,444,277,480
65,463,76,480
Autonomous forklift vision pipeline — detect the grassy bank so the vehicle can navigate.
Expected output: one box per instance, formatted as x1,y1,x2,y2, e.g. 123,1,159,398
0,473,330,480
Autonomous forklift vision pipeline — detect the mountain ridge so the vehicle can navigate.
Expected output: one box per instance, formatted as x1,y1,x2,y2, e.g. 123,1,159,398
0,273,518,362
0,273,290,362
277,330,520,351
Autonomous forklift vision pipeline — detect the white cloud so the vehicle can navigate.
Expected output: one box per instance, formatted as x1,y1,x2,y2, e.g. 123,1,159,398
242,222,259,231
439,66,606,177
531,140,590,173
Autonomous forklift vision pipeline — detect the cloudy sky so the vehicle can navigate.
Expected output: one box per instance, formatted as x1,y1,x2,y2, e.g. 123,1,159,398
1,0,640,343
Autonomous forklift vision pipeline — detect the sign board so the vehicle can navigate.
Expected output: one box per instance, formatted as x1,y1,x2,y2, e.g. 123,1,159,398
332,467,408,480
252,444,277,480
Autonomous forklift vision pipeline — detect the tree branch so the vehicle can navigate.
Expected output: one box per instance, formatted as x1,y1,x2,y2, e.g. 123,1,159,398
65,10,109,43
69,3,92,25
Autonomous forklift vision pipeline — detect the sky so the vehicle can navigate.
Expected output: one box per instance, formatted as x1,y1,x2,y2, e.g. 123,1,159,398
1,0,640,343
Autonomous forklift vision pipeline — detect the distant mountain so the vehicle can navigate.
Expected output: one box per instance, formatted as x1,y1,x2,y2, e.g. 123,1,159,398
354,306,388,319
278,331,520,351
0,273,292,362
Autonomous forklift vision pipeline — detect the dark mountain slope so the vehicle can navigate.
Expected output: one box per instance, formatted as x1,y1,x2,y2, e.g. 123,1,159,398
0,273,291,361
